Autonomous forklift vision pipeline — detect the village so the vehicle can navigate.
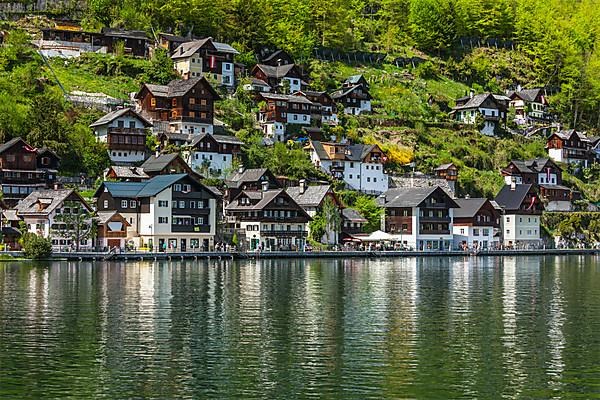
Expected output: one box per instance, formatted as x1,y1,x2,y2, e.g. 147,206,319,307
1,23,600,257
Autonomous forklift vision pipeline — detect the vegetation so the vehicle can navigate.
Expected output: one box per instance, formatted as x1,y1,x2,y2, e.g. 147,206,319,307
20,233,53,259
543,212,600,246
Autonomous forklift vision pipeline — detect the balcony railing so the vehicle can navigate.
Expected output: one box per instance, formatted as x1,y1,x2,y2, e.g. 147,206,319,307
171,224,211,233
260,229,308,236
107,127,148,135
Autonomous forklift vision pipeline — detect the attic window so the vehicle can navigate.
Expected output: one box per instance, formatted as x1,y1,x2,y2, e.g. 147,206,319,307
41,157,50,166
151,98,156,107
172,98,177,107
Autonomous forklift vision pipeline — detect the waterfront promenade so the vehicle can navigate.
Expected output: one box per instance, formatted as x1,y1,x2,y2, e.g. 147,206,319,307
4,248,600,261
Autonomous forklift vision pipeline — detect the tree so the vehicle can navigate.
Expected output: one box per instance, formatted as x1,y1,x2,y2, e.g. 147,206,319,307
140,48,178,85
51,201,96,252
309,197,341,244
20,233,53,260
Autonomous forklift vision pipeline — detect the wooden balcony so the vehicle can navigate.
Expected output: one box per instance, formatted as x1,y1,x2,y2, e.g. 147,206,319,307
171,224,211,233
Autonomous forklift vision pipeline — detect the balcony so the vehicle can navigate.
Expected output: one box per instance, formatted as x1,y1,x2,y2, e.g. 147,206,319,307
329,163,345,173
171,224,211,233
419,216,451,222
419,229,451,235
107,127,147,135
260,229,308,237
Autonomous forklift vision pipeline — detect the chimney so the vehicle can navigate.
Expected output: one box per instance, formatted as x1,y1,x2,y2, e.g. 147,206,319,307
155,145,160,158
465,194,470,199
261,181,269,192
277,58,282,66
238,164,244,174
510,181,516,191
299,179,306,194
469,89,474,98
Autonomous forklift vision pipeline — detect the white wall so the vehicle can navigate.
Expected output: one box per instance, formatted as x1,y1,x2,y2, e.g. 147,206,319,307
283,77,301,93
170,121,213,135
503,214,540,245
190,151,233,177
286,113,310,125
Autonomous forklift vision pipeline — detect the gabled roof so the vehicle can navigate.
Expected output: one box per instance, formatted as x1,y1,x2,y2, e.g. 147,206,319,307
260,92,313,104
96,210,131,225
137,77,220,99
345,75,367,85
550,129,591,143
225,168,275,189
346,144,380,162
435,163,456,171
453,198,489,218
453,93,500,110
505,158,557,175
101,28,149,40
342,207,367,223
253,64,298,79
97,174,191,198
140,153,180,172
15,189,92,216
188,133,243,147
494,184,535,211
510,88,544,102
107,166,149,179
225,189,311,219
89,107,153,128
380,186,459,208
171,38,214,59
262,49,292,64
330,84,371,100
285,185,331,208
0,137,29,154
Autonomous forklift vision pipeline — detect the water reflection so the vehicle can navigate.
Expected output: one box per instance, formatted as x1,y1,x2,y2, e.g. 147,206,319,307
0,256,599,399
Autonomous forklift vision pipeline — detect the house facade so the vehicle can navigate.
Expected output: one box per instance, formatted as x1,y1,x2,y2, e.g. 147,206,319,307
502,158,576,211
452,93,507,135
90,108,152,164
379,186,459,251
250,63,304,94
225,187,311,251
331,83,372,115
96,211,130,250
135,77,220,135
546,130,592,167
95,174,219,251
452,198,500,250
186,133,243,177
508,88,551,124
0,138,60,206
297,91,339,125
171,38,239,87
306,140,388,195
15,189,94,251
495,184,544,248
258,93,313,141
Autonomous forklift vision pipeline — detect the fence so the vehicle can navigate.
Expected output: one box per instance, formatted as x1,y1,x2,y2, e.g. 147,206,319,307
313,47,387,64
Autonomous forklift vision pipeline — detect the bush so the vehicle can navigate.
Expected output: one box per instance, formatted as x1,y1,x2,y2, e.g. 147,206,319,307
21,233,53,260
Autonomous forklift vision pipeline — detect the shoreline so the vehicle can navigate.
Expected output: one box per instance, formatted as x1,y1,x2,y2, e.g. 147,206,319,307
3,248,599,262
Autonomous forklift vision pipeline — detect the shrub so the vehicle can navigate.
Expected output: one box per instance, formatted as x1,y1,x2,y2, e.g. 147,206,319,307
21,233,53,260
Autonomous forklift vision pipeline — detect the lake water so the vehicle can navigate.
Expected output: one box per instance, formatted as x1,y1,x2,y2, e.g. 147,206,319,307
0,256,599,399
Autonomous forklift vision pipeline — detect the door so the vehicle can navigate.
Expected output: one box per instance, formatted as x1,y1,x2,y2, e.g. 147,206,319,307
180,239,186,252
159,238,165,252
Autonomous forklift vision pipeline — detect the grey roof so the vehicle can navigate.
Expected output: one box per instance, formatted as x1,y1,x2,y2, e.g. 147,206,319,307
331,84,368,100
262,49,291,63
380,186,458,208
453,198,488,218
143,77,219,99
453,93,498,110
435,163,455,171
101,174,188,198
225,168,270,188
494,184,533,211
0,137,25,154
250,78,270,88
309,141,379,162
506,158,555,174
255,64,297,79
225,189,283,211
345,75,365,84
15,189,91,216
189,133,244,147
285,185,331,207
171,38,239,59
539,184,571,191
96,210,119,224
342,208,367,223
90,108,152,128
140,153,179,172
107,166,149,179
102,28,149,39
552,129,591,142
512,88,543,102
260,92,313,104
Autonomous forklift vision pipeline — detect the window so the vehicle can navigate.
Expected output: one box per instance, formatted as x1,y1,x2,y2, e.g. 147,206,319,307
150,98,156,107
121,200,128,208
473,228,480,236
158,200,168,207
183,184,191,193
201,99,207,106
483,229,489,236
130,200,136,208
158,217,168,224
179,201,185,208
172,98,177,106
303,115,307,121
103,200,109,208
174,184,182,192
293,115,298,121
189,97,195,105
460,228,465,234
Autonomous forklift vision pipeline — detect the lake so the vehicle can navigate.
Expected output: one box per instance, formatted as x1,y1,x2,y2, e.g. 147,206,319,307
0,256,599,399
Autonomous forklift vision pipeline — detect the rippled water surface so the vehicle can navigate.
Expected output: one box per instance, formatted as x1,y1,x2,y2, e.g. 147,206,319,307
0,256,599,399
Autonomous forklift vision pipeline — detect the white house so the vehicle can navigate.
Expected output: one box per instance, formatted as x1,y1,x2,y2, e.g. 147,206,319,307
186,133,244,178
452,93,507,136
95,174,219,251
330,84,372,115
14,189,95,251
494,183,544,248
379,186,459,251
306,140,388,195
508,87,551,125
171,38,239,86
90,108,152,164
452,198,501,250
